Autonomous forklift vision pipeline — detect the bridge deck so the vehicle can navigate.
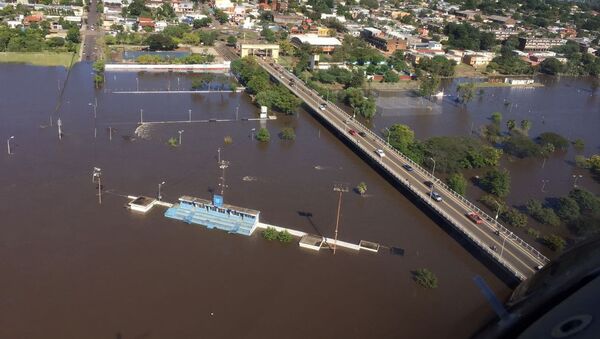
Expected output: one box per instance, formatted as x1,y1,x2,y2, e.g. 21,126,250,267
258,59,549,280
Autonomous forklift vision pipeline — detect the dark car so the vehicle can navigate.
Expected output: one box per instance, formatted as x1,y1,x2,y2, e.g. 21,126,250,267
424,181,434,188
358,131,366,137
402,164,413,171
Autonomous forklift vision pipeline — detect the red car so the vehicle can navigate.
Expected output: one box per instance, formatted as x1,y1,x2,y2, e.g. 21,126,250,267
349,130,358,136
467,212,483,224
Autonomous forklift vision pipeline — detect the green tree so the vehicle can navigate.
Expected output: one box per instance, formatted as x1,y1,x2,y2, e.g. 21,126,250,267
418,76,440,97
279,127,296,140
384,124,415,154
256,127,270,142
261,27,276,43
262,227,278,240
214,8,229,24
383,70,399,83
226,35,237,46
447,172,467,195
480,168,511,197
413,268,438,288
520,119,532,134
145,33,177,50
526,199,561,226
491,112,503,124
356,182,368,195
193,17,212,29
66,26,80,43
457,82,476,104
506,119,516,132
537,132,569,150
556,197,581,223
543,234,566,252
540,57,564,75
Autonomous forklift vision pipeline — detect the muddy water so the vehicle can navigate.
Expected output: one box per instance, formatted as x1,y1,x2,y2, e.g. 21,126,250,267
372,77,600,249
1,63,509,338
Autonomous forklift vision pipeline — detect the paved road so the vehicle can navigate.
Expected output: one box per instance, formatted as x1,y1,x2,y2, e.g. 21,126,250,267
258,59,549,280
82,0,101,62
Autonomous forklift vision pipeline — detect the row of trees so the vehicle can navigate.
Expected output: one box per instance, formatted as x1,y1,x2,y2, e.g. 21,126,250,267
232,57,301,114
0,25,79,52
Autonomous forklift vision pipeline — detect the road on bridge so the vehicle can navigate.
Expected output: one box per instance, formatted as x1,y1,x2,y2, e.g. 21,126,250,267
258,59,548,280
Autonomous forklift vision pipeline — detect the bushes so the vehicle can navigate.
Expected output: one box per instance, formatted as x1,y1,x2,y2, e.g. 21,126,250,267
356,182,368,195
537,132,569,150
279,127,296,140
447,172,467,195
413,269,438,289
262,227,293,243
256,128,270,142
501,208,528,228
542,234,566,252
526,227,541,238
526,199,560,226
479,168,511,198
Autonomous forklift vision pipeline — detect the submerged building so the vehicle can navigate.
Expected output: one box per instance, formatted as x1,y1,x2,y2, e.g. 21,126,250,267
164,195,260,236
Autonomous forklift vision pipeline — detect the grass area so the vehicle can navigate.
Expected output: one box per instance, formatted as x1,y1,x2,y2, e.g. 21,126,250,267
453,63,487,78
0,52,75,68
366,80,418,91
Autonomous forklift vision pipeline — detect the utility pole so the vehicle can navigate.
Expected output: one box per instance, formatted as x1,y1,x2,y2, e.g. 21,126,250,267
7,136,14,155
57,118,63,140
428,157,436,199
219,159,230,197
332,183,349,255
494,200,502,230
93,167,102,204
158,181,165,201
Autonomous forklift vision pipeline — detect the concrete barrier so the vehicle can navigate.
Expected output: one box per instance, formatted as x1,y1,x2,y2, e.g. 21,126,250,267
105,62,231,72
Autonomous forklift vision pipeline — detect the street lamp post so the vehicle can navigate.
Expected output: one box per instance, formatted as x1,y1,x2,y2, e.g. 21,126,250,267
93,167,102,204
140,109,144,124
499,232,510,259
332,183,349,255
541,179,549,193
178,130,184,145
572,174,583,188
428,157,436,199
250,128,256,140
158,181,165,201
7,136,14,155
384,127,390,144
188,109,192,122
494,200,502,229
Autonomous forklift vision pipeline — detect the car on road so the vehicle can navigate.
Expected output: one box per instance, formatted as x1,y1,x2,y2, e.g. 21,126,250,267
319,104,326,110
402,164,413,171
375,149,385,157
424,180,433,188
430,191,442,202
358,131,366,137
467,212,484,224
349,130,357,136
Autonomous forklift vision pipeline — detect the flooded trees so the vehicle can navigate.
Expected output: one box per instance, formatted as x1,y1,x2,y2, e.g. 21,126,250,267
256,128,270,142
413,269,438,289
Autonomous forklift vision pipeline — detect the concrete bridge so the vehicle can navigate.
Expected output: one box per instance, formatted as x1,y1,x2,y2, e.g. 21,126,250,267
256,59,549,281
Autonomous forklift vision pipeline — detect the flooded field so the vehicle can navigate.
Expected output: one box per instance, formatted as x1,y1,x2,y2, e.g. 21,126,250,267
0,63,517,338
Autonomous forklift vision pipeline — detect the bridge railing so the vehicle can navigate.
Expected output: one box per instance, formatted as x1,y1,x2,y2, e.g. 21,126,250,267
262,62,548,272
314,88,549,265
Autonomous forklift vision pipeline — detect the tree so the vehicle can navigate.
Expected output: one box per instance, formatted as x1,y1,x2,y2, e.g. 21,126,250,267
262,227,278,240
480,168,511,197
526,199,561,226
418,76,440,97
193,17,212,29
413,268,438,288
543,234,566,252
520,119,532,134
556,197,581,223
447,173,467,195
66,26,80,43
214,8,229,24
503,134,541,158
145,33,176,50
506,119,516,132
540,57,564,75
384,124,415,154
199,31,217,46
537,132,569,150
383,70,399,83
356,182,368,195
457,82,476,104
226,35,237,46
491,112,503,124
279,127,296,140
256,128,270,142
261,27,276,43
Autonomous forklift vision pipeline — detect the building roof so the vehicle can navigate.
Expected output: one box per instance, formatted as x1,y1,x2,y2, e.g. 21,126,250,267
290,34,341,46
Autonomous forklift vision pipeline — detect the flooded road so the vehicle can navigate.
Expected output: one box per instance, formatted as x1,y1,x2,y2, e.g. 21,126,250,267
1,63,512,338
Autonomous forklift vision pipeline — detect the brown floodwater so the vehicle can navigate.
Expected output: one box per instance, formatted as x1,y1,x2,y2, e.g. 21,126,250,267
0,63,525,338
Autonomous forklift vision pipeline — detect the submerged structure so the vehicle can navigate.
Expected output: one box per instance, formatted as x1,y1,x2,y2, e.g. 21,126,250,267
164,195,260,236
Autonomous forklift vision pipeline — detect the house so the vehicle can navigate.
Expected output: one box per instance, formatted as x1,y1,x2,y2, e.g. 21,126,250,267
463,53,494,67
360,27,407,54
138,17,155,31
518,37,566,52
289,34,341,53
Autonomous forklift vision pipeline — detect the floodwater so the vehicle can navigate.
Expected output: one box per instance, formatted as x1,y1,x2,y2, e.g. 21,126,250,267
1,63,512,338
372,76,600,248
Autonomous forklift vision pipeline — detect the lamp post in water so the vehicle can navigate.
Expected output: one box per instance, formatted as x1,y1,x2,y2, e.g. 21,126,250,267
332,183,349,255
93,167,102,204
7,136,14,155
158,181,165,201
572,174,583,188
178,130,184,145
